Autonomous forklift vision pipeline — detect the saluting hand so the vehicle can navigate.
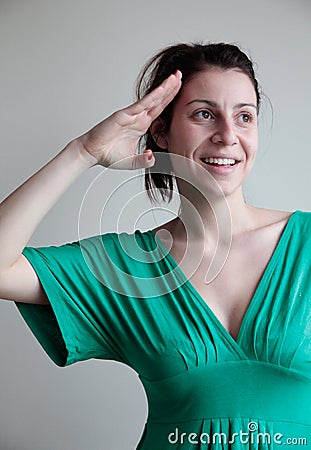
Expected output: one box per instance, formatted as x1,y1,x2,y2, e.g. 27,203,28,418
77,70,182,169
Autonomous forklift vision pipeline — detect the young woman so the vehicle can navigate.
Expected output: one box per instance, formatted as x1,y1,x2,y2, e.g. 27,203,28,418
0,43,310,449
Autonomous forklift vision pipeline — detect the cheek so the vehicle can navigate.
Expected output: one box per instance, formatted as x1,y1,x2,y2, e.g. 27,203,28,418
244,129,258,154
247,141,257,154
167,124,206,155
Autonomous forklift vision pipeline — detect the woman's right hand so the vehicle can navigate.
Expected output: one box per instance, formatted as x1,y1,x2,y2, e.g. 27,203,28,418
77,70,182,170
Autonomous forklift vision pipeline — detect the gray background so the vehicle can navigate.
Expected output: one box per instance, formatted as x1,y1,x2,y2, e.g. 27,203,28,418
0,1,310,449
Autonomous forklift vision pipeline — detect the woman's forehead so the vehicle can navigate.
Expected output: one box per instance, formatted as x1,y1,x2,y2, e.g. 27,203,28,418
179,68,257,104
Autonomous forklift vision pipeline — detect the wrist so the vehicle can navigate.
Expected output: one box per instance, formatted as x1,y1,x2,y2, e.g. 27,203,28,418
67,137,99,168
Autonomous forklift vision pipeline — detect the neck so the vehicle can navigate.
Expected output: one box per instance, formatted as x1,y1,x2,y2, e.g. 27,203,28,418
175,184,255,246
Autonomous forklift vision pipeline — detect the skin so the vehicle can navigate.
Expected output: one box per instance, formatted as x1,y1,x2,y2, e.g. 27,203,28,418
151,69,292,339
167,69,258,199
150,68,293,236
153,68,262,239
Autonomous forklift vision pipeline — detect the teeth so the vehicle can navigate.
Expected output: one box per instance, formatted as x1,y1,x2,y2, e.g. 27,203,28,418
201,157,237,165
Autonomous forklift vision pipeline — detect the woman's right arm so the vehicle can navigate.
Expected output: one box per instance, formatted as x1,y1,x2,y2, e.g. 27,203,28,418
0,71,182,305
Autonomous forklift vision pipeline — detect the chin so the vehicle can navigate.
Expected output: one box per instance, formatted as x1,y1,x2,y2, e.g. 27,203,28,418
196,178,241,201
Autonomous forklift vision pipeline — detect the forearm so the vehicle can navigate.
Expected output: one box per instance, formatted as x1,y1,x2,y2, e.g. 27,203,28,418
0,138,97,272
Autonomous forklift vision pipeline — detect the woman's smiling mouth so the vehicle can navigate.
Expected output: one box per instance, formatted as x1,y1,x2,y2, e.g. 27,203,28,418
200,156,238,166
199,156,241,173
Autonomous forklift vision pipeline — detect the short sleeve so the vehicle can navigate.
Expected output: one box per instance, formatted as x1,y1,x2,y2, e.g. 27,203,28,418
15,234,126,367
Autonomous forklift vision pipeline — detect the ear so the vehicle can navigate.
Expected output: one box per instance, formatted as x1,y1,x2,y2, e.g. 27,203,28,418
150,118,168,149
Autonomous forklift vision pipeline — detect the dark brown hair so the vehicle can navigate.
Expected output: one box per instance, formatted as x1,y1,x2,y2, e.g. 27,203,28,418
136,42,261,203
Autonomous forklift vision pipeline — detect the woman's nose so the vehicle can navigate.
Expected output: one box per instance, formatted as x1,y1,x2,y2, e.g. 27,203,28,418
211,119,239,146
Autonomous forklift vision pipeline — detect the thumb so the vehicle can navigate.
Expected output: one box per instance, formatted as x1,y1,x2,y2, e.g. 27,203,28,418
132,150,155,169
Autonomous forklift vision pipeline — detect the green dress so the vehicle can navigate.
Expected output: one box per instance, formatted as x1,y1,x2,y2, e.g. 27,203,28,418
16,210,311,449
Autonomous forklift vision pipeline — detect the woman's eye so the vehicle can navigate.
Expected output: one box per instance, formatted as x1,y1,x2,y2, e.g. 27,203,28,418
195,110,212,120
238,113,252,123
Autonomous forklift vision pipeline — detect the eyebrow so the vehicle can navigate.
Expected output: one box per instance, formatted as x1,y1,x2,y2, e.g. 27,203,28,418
186,99,257,110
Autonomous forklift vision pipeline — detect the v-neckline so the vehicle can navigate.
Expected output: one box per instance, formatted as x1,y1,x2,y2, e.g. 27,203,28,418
147,210,298,349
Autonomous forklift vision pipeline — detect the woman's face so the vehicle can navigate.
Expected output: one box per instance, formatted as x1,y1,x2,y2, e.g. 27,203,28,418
160,68,258,198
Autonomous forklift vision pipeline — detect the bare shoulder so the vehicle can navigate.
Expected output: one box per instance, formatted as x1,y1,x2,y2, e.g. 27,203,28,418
248,206,293,230
151,217,179,234
238,207,295,251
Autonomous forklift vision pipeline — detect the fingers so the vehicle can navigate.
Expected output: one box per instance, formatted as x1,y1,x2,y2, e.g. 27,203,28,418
149,76,183,121
129,70,182,117
142,70,182,112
